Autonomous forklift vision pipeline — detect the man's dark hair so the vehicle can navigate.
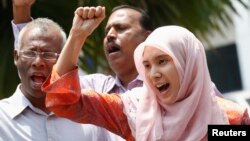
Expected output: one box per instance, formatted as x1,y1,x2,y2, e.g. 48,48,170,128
112,5,154,31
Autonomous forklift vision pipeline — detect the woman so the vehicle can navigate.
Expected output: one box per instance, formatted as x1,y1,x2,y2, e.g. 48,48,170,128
43,7,249,141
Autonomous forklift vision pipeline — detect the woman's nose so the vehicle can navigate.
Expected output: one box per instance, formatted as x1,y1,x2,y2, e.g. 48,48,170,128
151,67,161,78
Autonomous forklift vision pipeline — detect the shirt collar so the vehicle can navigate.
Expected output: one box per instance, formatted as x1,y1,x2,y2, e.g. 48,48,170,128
6,84,50,119
6,84,30,119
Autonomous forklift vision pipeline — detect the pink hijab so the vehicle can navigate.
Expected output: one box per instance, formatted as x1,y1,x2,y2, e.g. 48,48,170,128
121,26,229,141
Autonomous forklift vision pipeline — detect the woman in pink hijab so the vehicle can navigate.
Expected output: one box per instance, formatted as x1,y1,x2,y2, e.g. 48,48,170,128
43,7,249,141
122,25,230,141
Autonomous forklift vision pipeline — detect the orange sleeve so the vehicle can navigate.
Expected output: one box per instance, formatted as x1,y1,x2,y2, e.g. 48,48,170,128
42,67,134,141
216,96,249,125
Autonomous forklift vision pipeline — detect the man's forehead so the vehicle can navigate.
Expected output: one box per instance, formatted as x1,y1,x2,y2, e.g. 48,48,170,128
110,8,141,18
107,9,141,25
24,26,60,39
21,29,62,50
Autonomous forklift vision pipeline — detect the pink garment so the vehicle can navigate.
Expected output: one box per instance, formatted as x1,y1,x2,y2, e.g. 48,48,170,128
122,26,229,141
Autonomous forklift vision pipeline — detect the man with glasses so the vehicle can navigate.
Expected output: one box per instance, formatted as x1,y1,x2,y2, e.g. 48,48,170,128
0,15,121,140
2,1,154,141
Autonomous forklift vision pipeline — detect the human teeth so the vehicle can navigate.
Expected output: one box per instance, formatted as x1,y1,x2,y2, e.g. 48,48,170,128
156,83,165,88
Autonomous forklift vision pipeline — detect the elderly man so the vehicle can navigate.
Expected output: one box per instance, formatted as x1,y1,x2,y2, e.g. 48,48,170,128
0,1,122,140
1,0,154,140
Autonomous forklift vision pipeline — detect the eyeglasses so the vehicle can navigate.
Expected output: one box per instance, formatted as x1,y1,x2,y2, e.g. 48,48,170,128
18,50,60,61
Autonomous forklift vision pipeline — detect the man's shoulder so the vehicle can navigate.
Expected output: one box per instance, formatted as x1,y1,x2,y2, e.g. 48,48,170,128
79,73,116,92
0,91,21,113
0,97,11,106
0,97,13,115
79,73,115,84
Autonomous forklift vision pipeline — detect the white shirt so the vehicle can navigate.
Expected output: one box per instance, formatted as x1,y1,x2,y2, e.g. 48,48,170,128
0,85,120,141
9,21,126,141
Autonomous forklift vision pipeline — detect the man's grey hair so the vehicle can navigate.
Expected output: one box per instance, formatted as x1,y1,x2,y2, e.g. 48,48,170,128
17,18,67,50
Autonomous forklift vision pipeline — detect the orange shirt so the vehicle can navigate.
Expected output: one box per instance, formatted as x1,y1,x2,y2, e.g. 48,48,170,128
43,68,249,141
43,68,134,141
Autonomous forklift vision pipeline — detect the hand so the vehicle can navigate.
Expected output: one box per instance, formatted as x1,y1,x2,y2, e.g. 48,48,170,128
12,0,35,23
242,109,250,125
12,0,35,7
70,6,105,38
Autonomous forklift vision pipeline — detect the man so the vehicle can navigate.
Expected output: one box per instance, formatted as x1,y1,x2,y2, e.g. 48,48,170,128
3,0,153,140
0,1,122,141
11,1,154,94
80,5,153,93
6,1,250,140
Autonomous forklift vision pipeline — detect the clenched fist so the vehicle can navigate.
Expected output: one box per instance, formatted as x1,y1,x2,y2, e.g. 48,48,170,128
70,6,105,38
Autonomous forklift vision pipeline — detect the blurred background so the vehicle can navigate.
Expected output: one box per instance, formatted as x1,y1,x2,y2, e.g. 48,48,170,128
0,0,250,104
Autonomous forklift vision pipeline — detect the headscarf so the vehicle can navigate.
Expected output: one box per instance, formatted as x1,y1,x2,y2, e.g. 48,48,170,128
122,26,229,141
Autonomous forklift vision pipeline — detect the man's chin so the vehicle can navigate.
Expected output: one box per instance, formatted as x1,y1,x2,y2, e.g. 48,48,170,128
31,81,43,89
31,89,46,99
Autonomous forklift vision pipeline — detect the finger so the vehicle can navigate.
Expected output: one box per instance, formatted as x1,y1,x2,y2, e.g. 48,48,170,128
82,7,90,19
95,6,102,17
88,7,96,19
101,7,106,18
96,6,105,19
75,7,83,16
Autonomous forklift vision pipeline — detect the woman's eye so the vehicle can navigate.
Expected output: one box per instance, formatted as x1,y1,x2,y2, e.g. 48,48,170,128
143,64,150,69
159,59,166,64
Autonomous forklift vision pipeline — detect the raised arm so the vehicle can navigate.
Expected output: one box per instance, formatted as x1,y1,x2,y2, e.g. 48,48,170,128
12,0,35,49
54,6,105,76
12,0,34,24
43,7,134,140
43,68,134,141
